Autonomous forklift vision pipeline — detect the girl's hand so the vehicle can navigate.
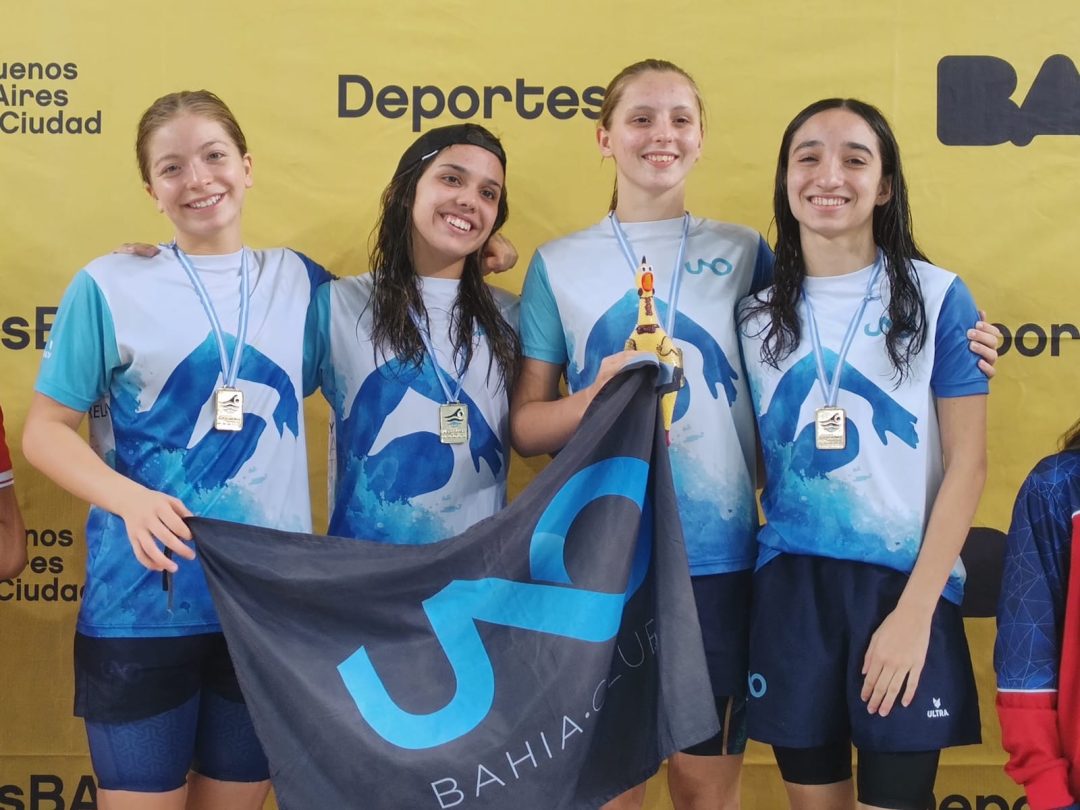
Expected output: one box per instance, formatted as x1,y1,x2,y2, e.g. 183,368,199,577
112,242,160,258
116,484,194,572
967,310,1001,378
586,350,652,401
481,232,518,274
860,604,932,716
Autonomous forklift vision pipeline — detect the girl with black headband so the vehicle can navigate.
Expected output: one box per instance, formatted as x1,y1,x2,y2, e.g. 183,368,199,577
305,123,521,543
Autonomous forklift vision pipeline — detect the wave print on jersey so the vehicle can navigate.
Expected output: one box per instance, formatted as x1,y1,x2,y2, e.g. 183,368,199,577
81,332,301,631
566,292,753,570
110,332,299,500
759,350,921,558
568,292,739,424
759,350,918,479
331,355,503,544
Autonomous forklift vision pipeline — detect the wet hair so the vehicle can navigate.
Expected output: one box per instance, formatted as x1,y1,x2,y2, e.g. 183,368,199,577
1063,418,1080,451
741,98,928,380
135,90,248,184
597,59,706,211
367,124,520,387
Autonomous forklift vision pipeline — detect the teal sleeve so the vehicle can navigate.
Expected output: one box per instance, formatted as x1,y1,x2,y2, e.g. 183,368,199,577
303,283,333,398
518,251,568,365
750,235,775,295
292,250,336,293
35,271,121,412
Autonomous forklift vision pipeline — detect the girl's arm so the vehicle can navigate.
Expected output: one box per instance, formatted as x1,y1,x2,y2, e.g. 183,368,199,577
22,393,193,573
859,392,987,716
0,409,26,579
510,353,642,457
0,487,26,580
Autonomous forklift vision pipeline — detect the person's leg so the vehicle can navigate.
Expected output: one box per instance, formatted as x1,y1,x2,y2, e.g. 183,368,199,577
774,742,855,810
186,775,270,810
187,638,271,810
783,783,856,810
97,787,188,810
666,572,753,809
87,695,200,810
855,749,940,810
600,783,646,810
667,751,743,810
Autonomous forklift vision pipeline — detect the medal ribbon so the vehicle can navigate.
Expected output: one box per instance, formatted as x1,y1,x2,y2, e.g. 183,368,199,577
166,244,251,605
409,308,465,405
802,254,884,408
172,243,251,390
609,212,690,337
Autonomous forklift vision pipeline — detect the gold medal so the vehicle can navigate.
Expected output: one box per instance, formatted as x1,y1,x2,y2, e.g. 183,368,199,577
439,403,469,445
214,387,244,432
815,407,846,450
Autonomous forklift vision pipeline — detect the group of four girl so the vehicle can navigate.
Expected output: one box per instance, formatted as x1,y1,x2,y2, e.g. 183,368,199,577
22,57,1007,810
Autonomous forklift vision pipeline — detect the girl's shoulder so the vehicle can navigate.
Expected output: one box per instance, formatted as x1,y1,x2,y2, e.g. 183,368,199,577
1024,449,1080,493
1015,449,1080,533
689,216,762,244
81,247,174,277
534,218,612,259
484,282,519,313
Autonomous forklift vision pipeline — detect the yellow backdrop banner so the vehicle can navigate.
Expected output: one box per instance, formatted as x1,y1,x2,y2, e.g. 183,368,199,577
2,1,1075,807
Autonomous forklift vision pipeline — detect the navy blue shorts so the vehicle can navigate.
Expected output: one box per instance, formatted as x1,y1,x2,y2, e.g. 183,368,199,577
75,632,268,791
680,571,752,756
746,554,980,752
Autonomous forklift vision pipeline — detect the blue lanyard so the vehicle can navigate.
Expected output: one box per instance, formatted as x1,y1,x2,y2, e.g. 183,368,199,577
802,255,884,408
409,309,465,405
609,212,690,337
171,244,250,389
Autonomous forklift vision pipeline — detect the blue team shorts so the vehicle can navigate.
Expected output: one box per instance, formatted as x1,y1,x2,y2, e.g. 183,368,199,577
680,571,752,757
746,554,981,753
75,632,269,791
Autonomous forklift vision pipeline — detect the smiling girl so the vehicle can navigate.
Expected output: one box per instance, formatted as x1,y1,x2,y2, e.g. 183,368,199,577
739,98,987,810
304,123,519,543
22,91,328,810
513,58,772,810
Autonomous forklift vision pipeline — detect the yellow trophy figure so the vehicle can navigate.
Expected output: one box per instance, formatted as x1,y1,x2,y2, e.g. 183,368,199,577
625,257,684,443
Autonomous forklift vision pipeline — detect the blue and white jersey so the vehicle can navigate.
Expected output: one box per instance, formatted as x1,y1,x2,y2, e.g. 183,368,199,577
739,259,987,604
520,215,772,575
36,247,328,638
305,274,516,544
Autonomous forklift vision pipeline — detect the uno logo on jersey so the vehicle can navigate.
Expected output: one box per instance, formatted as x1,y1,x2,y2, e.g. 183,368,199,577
938,54,1080,145
684,257,734,277
337,457,651,750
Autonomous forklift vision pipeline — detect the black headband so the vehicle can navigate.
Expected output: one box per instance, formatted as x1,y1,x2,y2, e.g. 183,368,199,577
394,123,507,178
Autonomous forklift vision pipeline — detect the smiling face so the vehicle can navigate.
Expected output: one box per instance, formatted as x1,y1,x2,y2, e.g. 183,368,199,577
143,113,253,254
409,143,504,278
597,69,703,217
785,107,893,248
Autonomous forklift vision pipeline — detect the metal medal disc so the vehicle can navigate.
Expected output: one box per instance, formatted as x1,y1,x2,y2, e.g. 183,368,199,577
439,403,469,445
214,387,244,432
814,406,846,450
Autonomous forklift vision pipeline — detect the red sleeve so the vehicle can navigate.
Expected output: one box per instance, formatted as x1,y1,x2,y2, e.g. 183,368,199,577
0,405,12,480
997,690,1076,810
